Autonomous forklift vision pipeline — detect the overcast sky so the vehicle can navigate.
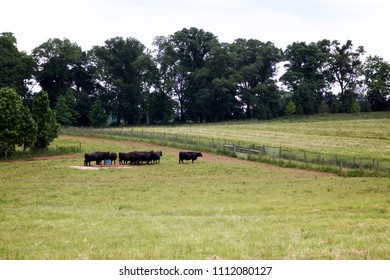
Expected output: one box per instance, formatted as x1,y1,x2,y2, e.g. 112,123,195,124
2,0,389,61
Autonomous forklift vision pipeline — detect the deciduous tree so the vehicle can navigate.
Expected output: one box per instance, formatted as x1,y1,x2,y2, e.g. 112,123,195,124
88,97,108,127
362,55,390,111
328,40,365,112
0,32,34,99
91,37,155,124
281,40,331,115
0,87,24,157
31,90,60,149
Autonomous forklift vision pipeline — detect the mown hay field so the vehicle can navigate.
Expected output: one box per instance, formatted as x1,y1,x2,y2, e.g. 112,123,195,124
121,112,390,163
1,133,389,260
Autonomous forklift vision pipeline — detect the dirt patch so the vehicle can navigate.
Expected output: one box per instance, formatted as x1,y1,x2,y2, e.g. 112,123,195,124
69,165,132,171
14,155,79,162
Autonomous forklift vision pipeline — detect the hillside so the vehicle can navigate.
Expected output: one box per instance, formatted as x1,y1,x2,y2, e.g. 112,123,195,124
63,112,390,175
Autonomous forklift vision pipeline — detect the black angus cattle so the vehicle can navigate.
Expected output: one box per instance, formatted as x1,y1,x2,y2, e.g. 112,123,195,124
119,152,134,165
151,151,162,164
118,151,150,165
131,151,154,165
179,151,202,164
118,151,162,165
109,152,117,165
118,152,125,165
84,151,110,166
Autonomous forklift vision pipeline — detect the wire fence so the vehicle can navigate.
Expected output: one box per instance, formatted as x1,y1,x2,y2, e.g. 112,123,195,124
63,127,390,176
223,144,386,175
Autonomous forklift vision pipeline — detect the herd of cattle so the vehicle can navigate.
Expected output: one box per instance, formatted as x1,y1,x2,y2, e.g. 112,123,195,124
83,151,202,166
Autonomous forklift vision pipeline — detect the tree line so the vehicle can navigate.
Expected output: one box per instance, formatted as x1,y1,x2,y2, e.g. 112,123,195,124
1,28,390,128
0,87,59,157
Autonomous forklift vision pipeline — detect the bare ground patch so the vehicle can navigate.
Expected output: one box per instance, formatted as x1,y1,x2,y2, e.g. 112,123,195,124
69,165,133,171
14,155,79,162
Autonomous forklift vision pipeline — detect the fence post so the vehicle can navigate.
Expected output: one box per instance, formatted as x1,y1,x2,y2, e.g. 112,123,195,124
339,160,343,172
79,143,82,151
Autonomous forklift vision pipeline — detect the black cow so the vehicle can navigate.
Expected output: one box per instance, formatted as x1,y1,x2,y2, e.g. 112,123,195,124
118,151,151,165
84,152,110,166
179,151,202,164
119,151,162,165
151,151,163,164
109,152,117,165
118,152,125,165
119,152,134,165
132,151,154,165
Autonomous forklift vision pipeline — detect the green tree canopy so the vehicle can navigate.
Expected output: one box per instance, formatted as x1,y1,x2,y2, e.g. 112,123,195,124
32,38,83,107
0,32,35,98
328,40,365,112
362,55,390,111
154,28,221,122
230,39,283,119
88,97,108,127
18,106,37,151
281,40,331,115
91,36,155,125
0,87,24,156
32,90,60,149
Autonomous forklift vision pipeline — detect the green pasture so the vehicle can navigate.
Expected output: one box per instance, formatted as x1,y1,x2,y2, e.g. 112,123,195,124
1,135,389,259
63,112,390,175
118,112,390,163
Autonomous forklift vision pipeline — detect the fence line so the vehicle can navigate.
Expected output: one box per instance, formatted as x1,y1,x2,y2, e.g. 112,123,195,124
62,127,389,176
223,143,386,174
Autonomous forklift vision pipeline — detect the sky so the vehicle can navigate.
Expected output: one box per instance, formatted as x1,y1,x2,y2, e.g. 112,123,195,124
1,0,389,61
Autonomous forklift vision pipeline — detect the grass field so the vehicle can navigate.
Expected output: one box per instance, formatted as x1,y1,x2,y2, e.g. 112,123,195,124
1,132,389,259
117,112,390,164
63,112,390,175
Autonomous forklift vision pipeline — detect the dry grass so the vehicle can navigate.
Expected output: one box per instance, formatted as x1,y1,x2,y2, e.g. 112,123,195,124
1,135,389,260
